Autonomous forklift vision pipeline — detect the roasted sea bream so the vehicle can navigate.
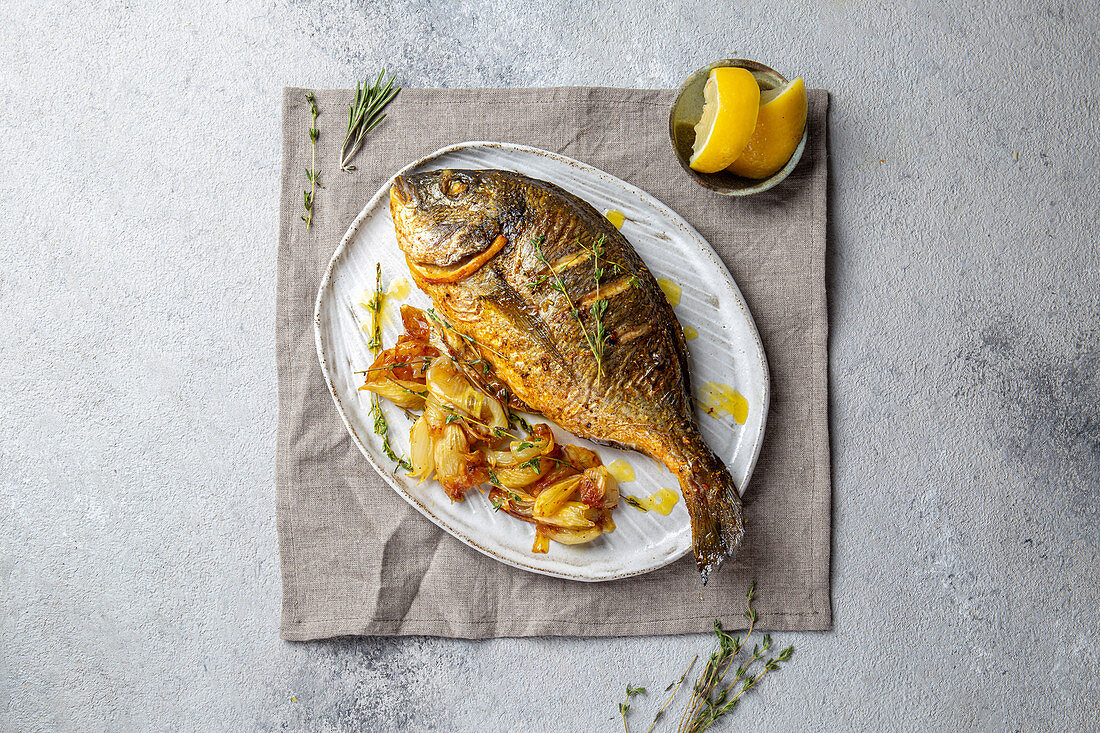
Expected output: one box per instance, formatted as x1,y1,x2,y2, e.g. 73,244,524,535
389,169,744,581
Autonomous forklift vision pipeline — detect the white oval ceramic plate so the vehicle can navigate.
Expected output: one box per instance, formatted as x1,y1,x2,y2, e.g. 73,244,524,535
315,142,769,581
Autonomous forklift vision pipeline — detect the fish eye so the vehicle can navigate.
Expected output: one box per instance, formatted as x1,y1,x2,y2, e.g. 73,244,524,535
441,175,468,199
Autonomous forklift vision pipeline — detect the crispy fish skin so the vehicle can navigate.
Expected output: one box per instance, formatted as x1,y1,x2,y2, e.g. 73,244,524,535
390,168,744,582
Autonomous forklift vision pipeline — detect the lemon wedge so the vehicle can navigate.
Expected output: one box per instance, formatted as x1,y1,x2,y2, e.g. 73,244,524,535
688,67,760,173
726,77,807,179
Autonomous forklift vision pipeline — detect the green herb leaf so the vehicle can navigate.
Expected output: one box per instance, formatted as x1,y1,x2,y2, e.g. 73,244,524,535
302,91,320,229
620,684,647,733
631,581,796,733
531,235,605,382
508,412,533,433
340,69,401,172
369,395,411,472
366,263,384,351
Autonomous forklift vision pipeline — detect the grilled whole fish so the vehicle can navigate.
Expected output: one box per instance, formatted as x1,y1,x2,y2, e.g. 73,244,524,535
390,169,744,582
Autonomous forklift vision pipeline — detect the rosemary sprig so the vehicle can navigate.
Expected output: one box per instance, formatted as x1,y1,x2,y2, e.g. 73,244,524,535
366,263,384,351
301,92,320,229
340,69,401,172
620,684,646,733
531,235,602,379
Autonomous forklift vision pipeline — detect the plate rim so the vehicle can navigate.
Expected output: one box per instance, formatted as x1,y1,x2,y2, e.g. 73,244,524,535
313,140,770,582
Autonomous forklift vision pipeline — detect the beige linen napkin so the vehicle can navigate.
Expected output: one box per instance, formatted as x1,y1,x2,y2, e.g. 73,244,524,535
277,86,830,639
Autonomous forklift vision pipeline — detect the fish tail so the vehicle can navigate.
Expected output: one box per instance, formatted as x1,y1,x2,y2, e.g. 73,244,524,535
680,452,745,584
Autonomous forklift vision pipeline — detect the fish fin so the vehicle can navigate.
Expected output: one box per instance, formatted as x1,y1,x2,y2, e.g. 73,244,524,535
681,457,745,585
485,272,577,379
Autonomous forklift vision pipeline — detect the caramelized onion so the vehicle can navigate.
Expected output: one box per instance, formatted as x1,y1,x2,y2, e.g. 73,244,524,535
359,377,426,410
579,466,618,508
408,416,434,480
481,391,508,430
427,358,483,417
532,526,550,553
399,304,432,341
365,305,620,549
533,475,583,519
562,444,601,470
433,423,469,483
422,393,449,432
495,458,552,489
486,425,554,467
489,487,536,519
538,501,598,530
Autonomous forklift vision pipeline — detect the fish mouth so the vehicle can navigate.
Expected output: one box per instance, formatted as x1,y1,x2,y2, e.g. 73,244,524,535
408,233,509,284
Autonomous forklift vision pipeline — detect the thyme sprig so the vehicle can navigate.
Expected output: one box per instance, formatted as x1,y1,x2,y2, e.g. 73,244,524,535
362,263,411,472
383,377,427,397
613,583,794,733
508,411,533,434
441,405,521,441
370,396,411,472
489,484,524,511
620,684,647,733
531,235,603,381
587,234,610,384
301,92,320,229
516,455,579,472
674,582,794,733
366,263,384,351
646,656,697,733
340,69,400,172
354,361,410,375
425,308,506,359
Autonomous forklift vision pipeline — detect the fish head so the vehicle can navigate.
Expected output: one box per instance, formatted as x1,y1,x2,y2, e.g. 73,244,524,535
390,169,511,268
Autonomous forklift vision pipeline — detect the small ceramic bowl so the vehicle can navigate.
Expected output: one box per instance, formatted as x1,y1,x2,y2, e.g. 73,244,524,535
669,59,808,196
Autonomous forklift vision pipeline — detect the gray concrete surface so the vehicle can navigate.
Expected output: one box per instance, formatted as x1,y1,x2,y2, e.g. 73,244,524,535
2,0,1098,730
